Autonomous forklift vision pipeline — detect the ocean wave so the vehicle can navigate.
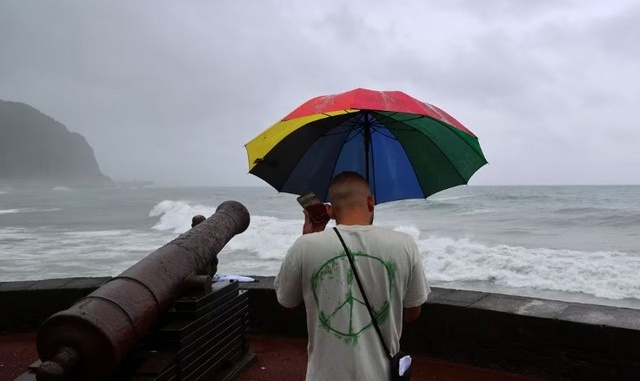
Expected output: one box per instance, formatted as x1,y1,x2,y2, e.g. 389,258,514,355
550,207,640,228
148,199,307,260
224,216,306,260
0,207,61,215
459,208,494,215
418,234,640,300
377,199,460,213
594,213,640,227
146,200,640,300
0,226,168,281
489,193,552,201
62,230,135,237
391,225,421,240
430,194,476,202
554,207,603,214
0,227,33,240
51,186,73,191
149,200,213,233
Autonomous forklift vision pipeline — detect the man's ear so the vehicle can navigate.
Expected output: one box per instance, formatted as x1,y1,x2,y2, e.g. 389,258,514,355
327,204,335,219
367,196,375,212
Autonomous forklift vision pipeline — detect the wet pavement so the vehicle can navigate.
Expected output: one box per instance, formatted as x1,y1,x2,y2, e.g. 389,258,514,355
1,332,547,381
236,335,547,381
0,332,37,381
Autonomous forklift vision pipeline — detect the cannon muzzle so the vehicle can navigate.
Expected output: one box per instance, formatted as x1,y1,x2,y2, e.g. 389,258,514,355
36,200,250,380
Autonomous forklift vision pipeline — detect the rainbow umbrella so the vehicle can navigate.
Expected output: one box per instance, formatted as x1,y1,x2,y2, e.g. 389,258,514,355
245,88,487,204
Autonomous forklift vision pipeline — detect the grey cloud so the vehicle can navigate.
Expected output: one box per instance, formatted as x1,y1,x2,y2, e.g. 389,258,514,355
0,0,638,186
593,6,640,60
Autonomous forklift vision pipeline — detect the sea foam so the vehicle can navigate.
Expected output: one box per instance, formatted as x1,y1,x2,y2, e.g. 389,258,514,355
0,207,61,215
149,200,213,233
418,235,640,300
148,200,303,259
0,227,167,281
147,199,640,301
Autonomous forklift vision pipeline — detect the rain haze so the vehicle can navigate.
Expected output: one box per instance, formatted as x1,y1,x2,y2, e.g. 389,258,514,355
1,0,639,186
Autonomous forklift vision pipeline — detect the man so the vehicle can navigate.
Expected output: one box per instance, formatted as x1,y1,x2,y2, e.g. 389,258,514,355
275,172,430,381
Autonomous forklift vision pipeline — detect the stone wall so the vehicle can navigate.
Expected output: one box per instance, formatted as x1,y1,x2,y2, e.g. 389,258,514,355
0,277,110,332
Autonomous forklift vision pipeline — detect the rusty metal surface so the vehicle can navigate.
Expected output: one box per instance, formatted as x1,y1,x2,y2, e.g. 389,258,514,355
182,275,213,294
35,201,250,381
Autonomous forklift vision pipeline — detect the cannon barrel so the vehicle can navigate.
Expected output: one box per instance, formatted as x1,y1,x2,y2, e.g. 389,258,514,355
35,200,250,381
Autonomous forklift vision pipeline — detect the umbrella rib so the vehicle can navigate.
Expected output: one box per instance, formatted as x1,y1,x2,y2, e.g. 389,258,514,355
277,154,310,194
424,118,487,161
438,121,487,160
371,126,398,141
389,114,485,159
368,116,380,201
343,126,364,143
319,113,368,196
384,116,468,185
381,120,428,200
323,125,354,200
382,115,426,126
319,109,357,118
322,119,364,138
277,120,352,193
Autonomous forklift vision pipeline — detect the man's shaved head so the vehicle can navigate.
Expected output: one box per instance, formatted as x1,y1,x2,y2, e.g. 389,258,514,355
328,172,374,222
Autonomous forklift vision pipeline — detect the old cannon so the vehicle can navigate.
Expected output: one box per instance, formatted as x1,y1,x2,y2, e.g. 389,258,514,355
35,201,250,381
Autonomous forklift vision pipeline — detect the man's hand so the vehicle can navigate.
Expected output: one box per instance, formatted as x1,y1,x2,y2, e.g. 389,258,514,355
302,208,330,235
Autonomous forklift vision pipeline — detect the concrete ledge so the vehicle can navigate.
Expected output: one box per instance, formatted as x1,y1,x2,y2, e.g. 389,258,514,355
0,277,110,332
242,276,640,381
2,276,639,380
243,276,640,332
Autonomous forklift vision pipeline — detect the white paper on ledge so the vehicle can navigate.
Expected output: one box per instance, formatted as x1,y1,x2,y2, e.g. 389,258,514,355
212,274,256,283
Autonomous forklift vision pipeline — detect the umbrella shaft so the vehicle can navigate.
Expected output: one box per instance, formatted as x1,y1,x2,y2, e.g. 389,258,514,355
363,114,371,183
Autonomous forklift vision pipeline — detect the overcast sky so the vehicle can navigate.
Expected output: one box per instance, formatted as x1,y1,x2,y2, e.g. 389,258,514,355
1,0,639,186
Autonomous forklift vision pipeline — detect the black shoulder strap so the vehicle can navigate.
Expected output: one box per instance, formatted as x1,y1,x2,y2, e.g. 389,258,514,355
333,227,392,360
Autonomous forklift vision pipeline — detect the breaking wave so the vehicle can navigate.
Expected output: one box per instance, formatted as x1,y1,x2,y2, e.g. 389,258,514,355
0,207,61,215
148,200,640,300
149,200,213,233
419,235,639,300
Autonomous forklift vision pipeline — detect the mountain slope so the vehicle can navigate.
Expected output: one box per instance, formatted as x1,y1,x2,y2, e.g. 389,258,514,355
0,100,110,182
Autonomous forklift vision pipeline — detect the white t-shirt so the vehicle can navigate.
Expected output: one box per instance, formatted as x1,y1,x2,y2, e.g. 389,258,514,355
275,225,430,381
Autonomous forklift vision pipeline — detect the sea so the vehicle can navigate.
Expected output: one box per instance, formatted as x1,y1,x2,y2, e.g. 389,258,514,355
1,182,639,309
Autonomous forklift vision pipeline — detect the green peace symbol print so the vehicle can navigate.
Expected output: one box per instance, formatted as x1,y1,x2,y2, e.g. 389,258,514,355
311,251,396,343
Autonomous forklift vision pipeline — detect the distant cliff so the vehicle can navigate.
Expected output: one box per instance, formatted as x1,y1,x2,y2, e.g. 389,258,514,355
0,100,110,182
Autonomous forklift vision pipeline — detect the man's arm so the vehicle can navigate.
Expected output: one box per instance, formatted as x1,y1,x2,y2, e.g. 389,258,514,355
276,208,328,309
274,240,304,308
403,306,421,323
302,208,330,235
402,240,430,322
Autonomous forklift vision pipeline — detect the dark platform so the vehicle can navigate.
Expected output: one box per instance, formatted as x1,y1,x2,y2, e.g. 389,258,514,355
2,276,640,380
242,276,640,381
9,280,255,381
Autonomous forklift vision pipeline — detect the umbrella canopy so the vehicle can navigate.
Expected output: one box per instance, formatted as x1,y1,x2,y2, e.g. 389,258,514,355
245,88,487,204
